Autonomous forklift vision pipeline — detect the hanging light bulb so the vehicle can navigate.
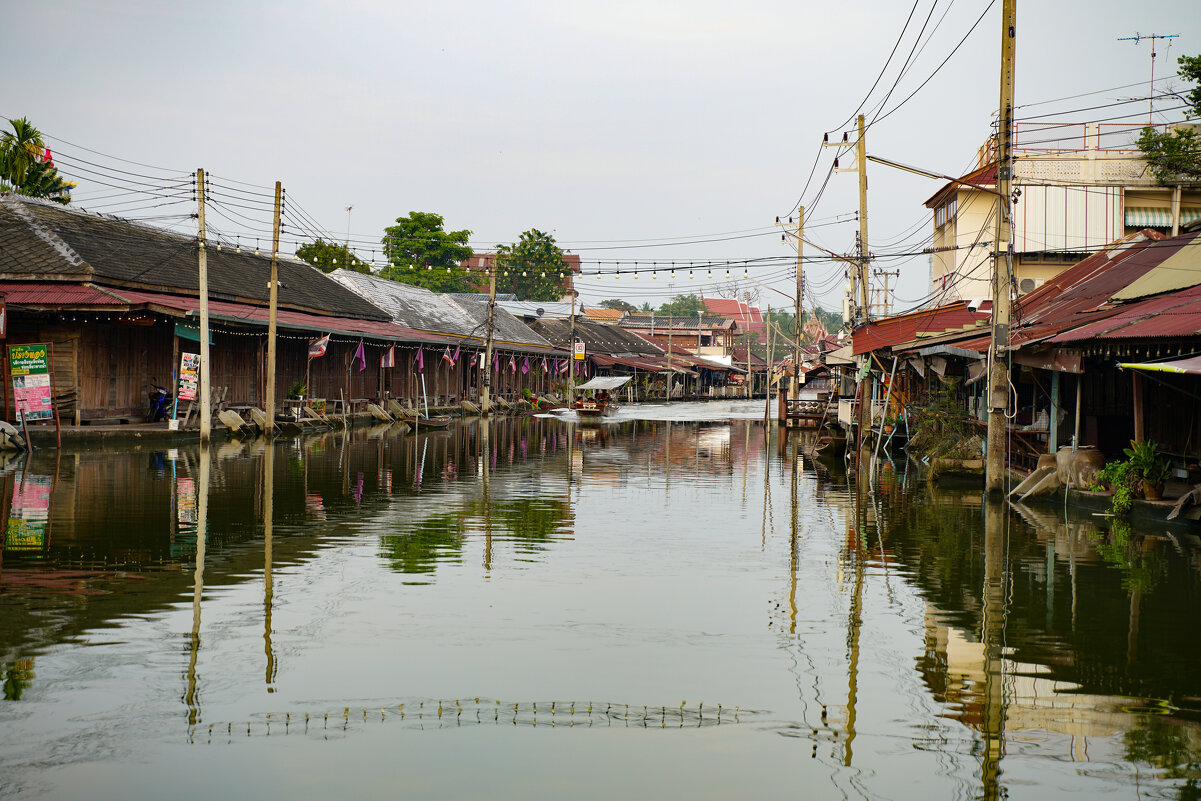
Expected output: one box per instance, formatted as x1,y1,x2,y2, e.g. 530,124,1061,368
540,271,546,277
652,271,657,280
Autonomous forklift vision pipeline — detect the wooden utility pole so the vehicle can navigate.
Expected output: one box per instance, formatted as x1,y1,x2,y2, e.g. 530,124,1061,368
264,181,282,436
482,265,496,415
986,0,1017,493
196,169,212,443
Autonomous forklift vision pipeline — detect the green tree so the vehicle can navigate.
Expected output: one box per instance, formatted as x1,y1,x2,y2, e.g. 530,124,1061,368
657,294,706,317
495,228,570,302
0,117,74,203
380,211,476,293
599,299,637,312
296,238,369,274
1137,54,1201,183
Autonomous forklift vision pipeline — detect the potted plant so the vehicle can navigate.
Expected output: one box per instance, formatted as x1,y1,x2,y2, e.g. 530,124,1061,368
287,380,307,401
1122,439,1171,501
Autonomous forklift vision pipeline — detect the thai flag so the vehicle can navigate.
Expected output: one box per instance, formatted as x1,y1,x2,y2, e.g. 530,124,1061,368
443,346,454,365
308,334,330,358
541,358,548,373
508,355,516,374
380,346,395,368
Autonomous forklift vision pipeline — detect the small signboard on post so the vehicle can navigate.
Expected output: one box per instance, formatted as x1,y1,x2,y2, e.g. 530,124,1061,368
10,344,53,423
8,343,59,451
573,341,586,361
178,352,200,402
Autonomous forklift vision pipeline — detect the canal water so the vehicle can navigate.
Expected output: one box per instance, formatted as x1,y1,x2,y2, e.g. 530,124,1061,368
2,401,1200,800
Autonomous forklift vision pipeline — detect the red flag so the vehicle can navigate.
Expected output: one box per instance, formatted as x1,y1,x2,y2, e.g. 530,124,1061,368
43,148,53,167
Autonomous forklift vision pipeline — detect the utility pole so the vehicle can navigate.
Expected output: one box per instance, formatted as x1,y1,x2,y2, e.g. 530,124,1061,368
822,116,871,320
264,181,282,436
1118,32,1179,123
567,290,577,405
793,209,803,402
482,263,496,415
666,311,673,403
196,168,211,443
986,0,1017,494
856,114,871,320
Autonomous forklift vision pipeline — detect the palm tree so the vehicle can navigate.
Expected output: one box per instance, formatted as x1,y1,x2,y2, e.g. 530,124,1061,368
0,117,47,189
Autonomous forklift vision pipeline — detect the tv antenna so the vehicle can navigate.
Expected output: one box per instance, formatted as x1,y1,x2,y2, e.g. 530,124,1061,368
1118,32,1180,123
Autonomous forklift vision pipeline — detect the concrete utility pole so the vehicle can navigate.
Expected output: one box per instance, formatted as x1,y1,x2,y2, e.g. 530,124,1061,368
264,181,282,436
986,0,1017,493
196,168,211,443
856,114,871,320
482,264,496,415
794,208,803,401
567,290,577,405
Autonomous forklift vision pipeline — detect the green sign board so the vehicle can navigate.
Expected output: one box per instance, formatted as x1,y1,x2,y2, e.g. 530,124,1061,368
9,343,54,423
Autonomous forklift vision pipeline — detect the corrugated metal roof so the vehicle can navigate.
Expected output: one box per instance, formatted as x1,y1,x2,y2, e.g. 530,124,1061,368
1004,230,1177,346
1109,242,1201,301
0,282,128,306
852,300,990,355
1051,282,1201,342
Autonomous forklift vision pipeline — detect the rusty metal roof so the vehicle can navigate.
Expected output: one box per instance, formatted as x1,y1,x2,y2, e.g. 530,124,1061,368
0,282,128,306
1050,282,1201,342
1010,230,1190,346
852,300,991,355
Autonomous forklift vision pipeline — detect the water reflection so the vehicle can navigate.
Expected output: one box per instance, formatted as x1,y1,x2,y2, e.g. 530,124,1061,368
1,410,1201,799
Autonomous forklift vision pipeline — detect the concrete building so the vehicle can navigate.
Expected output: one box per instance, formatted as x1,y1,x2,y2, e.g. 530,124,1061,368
926,122,1201,301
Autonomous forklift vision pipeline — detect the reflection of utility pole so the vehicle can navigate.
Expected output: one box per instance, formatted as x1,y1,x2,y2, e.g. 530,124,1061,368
263,442,276,688
481,419,492,572
981,501,1008,801
184,445,210,726
844,473,865,766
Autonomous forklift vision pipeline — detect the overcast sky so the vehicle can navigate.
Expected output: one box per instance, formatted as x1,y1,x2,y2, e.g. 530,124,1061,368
4,0,1198,314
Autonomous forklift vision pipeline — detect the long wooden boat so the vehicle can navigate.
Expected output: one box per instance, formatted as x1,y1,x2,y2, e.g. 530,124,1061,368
571,376,632,421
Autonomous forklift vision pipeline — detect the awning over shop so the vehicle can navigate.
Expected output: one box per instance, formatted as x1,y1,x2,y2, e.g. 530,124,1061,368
1119,355,1201,376
576,376,632,391
1124,207,1201,228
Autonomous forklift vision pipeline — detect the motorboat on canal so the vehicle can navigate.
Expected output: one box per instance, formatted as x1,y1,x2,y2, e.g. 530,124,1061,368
571,376,631,421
